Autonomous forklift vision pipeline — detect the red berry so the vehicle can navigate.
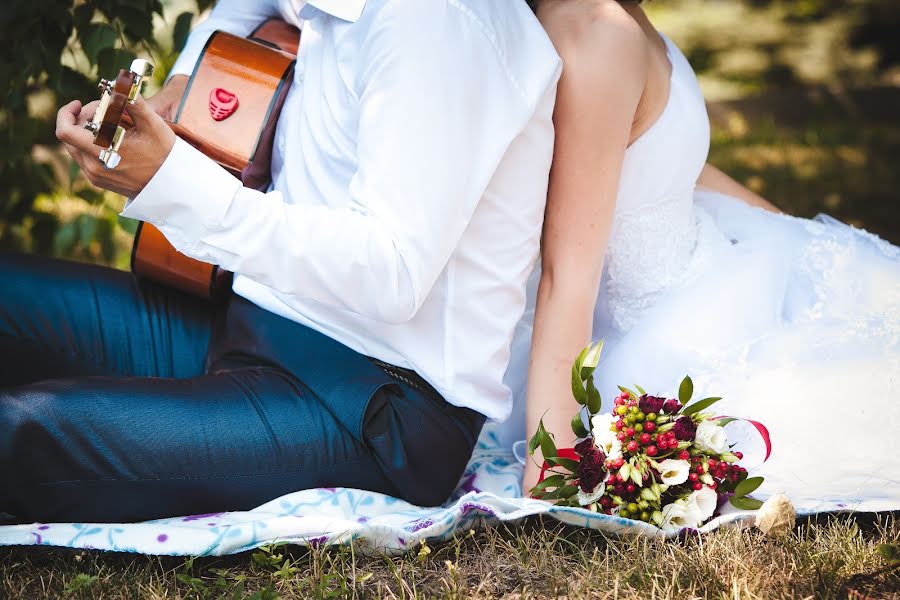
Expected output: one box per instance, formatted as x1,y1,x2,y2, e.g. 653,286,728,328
693,482,703,491
615,420,624,431
709,481,718,489
600,496,612,507
616,473,624,483
644,422,656,432
678,450,690,460
626,484,636,493
689,473,699,482
735,451,744,460
614,457,625,469
639,433,652,445
627,441,639,453
646,445,658,457
626,427,636,437
614,398,624,406
708,459,718,469
617,432,627,442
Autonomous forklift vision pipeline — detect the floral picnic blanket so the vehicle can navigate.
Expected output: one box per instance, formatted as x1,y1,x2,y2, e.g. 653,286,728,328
0,427,764,556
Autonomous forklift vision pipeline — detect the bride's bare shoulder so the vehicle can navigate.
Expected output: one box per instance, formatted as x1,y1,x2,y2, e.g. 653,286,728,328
537,0,648,70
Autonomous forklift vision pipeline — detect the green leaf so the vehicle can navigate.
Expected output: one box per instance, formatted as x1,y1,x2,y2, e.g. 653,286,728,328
734,476,765,498
678,376,694,405
618,386,636,399
729,496,764,510
530,474,565,493
571,358,587,405
68,160,80,186
716,417,739,426
585,377,602,415
571,413,589,438
682,397,723,417
539,429,557,463
634,384,646,396
97,48,137,79
580,341,603,380
79,23,118,66
552,457,581,473
173,12,194,53
527,422,543,456
541,485,578,501
73,4,95,31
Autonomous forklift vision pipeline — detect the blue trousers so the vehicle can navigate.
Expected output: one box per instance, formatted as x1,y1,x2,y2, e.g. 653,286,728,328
0,252,484,523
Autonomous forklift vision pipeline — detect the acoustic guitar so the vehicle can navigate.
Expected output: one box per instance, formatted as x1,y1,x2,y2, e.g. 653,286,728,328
87,19,301,300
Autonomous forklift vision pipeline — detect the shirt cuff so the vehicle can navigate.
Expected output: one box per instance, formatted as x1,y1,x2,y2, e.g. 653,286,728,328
121,137,242,246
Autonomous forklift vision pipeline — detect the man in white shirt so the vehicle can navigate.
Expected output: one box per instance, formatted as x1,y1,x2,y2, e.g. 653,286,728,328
0,0,560,522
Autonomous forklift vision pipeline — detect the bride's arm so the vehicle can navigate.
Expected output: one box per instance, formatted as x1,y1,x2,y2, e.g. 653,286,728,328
523,12,649,491
697,163,783,214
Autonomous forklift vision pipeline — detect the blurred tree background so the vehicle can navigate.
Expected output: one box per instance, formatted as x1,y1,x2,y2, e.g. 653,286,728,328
1,0,898,269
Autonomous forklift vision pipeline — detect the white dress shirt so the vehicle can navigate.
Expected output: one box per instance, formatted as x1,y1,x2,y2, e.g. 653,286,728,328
122,0,561,421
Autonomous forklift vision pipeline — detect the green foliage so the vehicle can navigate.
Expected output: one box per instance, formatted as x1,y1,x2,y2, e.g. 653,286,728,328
0,0,211,264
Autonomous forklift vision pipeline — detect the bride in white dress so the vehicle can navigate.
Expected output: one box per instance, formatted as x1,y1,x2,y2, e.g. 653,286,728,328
499,0,900,513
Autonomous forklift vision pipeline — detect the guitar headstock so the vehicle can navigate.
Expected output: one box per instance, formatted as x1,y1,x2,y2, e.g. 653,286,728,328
84,59,154,169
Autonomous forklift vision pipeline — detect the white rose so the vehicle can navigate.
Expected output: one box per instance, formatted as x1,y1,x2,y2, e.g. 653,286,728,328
659,502,702,533
657,459,690,486
577,482,606,507
686,486,718,521
694,420,728,454
591,413,623,461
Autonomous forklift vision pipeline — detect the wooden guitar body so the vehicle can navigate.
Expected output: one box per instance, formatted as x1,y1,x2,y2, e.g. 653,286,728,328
131,20,300,300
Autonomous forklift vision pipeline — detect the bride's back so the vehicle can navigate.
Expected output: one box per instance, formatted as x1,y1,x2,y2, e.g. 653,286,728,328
534,0,719,333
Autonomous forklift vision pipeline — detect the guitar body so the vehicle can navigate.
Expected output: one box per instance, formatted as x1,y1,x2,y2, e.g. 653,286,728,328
131,20,300,300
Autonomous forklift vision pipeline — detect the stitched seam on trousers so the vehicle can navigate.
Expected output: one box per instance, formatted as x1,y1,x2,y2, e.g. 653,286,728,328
33,456,371,487
0,331,112,375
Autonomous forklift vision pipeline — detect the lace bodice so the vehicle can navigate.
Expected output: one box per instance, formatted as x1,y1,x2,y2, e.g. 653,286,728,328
595,35,725,333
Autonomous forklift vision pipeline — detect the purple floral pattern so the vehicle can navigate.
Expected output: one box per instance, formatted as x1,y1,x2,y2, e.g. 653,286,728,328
0,426,790,556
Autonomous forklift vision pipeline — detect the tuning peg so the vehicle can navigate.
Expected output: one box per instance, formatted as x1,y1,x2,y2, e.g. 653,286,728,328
130,59,154,79
98,79,111,93
98,148,121,169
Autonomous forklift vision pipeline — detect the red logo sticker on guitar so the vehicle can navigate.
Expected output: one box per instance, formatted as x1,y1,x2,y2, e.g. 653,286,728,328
209,88,239,121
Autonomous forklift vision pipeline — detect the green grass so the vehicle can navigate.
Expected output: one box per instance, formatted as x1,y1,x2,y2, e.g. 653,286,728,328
2,515,898,599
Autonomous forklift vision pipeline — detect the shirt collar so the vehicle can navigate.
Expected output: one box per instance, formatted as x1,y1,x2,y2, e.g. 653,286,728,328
299,0,367,22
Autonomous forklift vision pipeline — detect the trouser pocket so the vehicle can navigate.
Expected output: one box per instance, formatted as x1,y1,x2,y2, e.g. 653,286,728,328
362,384,484,507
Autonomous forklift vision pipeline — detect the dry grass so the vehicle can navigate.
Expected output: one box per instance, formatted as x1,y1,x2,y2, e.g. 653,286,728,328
1,514,897,599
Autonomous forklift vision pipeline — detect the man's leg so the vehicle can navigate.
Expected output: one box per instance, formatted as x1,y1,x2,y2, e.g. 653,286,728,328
0,366,400,522
0,251,215,385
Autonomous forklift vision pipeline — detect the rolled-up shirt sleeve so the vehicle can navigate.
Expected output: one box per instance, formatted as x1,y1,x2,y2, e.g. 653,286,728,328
122,2,533,323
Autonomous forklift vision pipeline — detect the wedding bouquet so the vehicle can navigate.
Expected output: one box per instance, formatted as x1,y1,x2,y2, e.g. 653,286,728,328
528,342,769,532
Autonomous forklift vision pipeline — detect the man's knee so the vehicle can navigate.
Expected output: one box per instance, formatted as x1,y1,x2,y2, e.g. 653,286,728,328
0,384,73,471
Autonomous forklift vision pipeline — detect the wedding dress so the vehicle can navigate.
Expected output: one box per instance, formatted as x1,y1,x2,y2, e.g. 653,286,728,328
497,34,900,513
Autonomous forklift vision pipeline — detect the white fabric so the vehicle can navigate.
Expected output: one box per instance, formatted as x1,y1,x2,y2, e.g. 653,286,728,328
123,0,562,421
497,35,900,513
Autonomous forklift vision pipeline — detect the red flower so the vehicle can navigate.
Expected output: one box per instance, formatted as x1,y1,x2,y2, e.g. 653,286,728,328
577,447,607,493
574,437,595,457
663,398,683,414
639,395,665,415
672,416,697,441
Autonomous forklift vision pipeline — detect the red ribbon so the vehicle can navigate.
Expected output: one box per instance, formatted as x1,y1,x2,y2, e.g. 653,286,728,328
537,447,579,484
718,416,772,462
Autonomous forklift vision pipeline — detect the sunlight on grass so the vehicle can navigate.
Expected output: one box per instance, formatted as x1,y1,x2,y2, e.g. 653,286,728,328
2,515,897,598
